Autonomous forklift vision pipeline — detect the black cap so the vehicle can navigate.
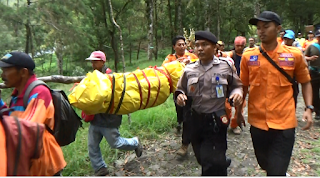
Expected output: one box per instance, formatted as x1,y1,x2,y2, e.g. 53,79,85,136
308,30,314,34
249,11,281,26
298,32,302,35
195,31,217,44
0,51,35,70
315,29,320,37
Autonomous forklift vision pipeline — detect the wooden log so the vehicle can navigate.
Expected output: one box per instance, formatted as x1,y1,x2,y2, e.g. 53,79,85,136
0,75,85,89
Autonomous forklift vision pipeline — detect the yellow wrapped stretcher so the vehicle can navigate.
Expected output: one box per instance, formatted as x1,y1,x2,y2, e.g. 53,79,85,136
68,61,185,115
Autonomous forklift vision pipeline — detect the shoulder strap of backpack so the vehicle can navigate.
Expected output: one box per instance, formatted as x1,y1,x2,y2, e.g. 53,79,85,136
232,50,236,61
23,80,49,108
312,43,320,53
12,117,21,176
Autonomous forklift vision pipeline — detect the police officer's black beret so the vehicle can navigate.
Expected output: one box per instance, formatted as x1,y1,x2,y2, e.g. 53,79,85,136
195,31,218,44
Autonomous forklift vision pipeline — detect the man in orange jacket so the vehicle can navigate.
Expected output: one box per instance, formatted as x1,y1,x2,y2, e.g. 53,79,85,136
238,11,313,176
303,31,318,51
0,52,66,176
164,36,198,157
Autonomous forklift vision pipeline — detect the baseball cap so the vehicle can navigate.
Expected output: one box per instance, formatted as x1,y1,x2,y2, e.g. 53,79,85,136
0,51,35,70
315,29,320,37
283,30,295,40
249,11,281,26
308,30,314,34
195,31,218,44
85,51,106,62
217,41,224,45
297,32,302,35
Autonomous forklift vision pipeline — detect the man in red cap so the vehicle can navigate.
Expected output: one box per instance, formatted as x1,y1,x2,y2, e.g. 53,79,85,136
82,51,143,176
238,11,313,176
225,36,247,135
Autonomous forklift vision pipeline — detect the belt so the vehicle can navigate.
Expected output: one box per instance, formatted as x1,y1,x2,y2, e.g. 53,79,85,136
309,66,320,73
192,109,227,133
191,109,226,118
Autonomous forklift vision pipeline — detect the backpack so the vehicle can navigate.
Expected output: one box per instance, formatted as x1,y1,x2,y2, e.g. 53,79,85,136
312,43,320,53
0,108,45,176
23,80,83,147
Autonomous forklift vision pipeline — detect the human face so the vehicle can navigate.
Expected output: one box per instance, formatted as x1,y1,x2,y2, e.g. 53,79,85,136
249,38,255,47
284,38,294,46
195,40,216,63
91,60,105,71
173,39,186,56
235,44,245,54
257,21,281,44
1,67,23,88
308,33,314,39
218,44,225,51
280,31,285,38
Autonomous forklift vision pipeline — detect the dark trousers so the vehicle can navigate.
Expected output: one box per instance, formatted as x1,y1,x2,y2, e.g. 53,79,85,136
175,103,191,145
250,126,295,176
310,70,320,115
190,110,229,176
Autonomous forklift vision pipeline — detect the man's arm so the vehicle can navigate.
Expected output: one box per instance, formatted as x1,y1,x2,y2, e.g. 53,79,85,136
228,69,243,106
304,46,318,61
301,82,313,130
175,71,189,106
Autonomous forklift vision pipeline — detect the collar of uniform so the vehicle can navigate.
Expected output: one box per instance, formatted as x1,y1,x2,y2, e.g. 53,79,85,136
195,56,220,67
261,43,284,55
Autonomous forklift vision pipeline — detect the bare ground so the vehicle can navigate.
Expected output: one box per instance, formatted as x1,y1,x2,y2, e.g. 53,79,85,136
109,93,320,176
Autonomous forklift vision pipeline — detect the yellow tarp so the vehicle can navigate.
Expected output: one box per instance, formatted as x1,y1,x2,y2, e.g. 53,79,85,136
68,61,185,115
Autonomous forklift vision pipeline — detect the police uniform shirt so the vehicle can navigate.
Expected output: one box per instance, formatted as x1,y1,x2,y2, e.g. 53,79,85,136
176,56,243,114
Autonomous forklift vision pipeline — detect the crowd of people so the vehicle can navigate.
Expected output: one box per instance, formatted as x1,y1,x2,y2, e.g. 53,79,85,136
0,10,319,176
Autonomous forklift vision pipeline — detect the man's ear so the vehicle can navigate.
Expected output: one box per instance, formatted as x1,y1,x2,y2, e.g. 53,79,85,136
276,25,282,34
20,68,29,77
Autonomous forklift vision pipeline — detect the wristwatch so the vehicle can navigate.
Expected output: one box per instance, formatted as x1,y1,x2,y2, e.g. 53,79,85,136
305,105,314,112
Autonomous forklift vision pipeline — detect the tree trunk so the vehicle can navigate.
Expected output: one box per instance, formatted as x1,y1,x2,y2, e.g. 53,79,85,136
49,53,53,72
176,0,182,35
217,0,220,39
204,0,211,31
137,40,142,61
254,0,260,17
167,0,174,53
55,42,63,75
146,0,154,60
108,0,126,72
154,0,158,60
25,0,32,54
109,30,119,72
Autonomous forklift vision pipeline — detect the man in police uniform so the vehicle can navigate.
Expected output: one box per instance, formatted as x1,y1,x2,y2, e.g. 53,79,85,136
238,11,313,176
175,31,243,176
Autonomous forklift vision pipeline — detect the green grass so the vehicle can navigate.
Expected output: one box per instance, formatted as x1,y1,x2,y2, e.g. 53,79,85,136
0,48,177,176
61,95,176,176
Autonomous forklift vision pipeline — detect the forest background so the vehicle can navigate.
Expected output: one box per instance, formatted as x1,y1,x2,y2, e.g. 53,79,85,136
0,0,320,176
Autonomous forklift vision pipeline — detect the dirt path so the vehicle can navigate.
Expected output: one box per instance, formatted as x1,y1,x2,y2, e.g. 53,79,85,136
111,93,320,176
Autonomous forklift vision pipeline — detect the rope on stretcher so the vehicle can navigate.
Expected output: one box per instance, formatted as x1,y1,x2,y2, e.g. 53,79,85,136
114,74,126,115
106,75,115,114
151,68,161,107
132,72,143,110
141,70,151,109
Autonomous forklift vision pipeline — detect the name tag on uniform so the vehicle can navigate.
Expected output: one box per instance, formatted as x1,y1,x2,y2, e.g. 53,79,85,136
248,55,260,66
279,53,294,67
216,85,224,98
